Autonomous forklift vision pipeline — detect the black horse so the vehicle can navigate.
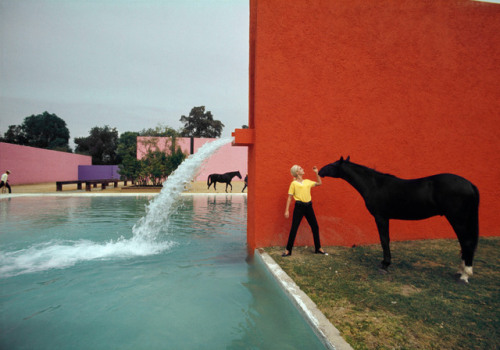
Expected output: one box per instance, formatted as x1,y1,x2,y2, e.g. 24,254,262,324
319,156,479,283
207,171,242,192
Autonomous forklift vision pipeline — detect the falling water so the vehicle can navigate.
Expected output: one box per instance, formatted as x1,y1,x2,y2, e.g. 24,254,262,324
0,137,233,277
132,137,234,240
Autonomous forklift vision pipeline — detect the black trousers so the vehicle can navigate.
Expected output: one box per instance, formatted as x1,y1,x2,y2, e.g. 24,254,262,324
286,201,321,252
0,181,11,193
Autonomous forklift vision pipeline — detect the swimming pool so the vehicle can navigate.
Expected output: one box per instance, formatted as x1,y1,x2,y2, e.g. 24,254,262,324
0,194,326,349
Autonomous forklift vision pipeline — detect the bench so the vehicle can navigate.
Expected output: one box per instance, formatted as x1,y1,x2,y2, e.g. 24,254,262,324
56,179,129,191
84,179,120,191
56,180,83,191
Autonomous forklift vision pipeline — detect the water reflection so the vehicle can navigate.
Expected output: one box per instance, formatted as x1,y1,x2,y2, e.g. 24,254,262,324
169,195,246,239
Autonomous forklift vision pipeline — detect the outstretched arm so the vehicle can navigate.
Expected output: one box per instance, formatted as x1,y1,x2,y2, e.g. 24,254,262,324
313,166,322,186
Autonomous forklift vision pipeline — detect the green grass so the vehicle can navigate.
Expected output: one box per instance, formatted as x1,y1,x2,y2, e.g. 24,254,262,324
264,237,500,350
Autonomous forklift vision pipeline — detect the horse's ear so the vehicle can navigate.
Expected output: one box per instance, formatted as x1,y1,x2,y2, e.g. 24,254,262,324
340,156,344,162
346,156,350,162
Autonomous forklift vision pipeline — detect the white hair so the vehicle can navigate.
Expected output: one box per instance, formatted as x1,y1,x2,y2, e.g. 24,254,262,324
290,165,300,177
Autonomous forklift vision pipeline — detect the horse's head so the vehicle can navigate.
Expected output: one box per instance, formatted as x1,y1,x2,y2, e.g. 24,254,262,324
319,156,350,178
236,171,242,179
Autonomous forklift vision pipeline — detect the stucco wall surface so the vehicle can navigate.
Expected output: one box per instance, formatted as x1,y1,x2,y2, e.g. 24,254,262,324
78,165,120,181
0,142,92,185
137,137,248,183
247,0,500,249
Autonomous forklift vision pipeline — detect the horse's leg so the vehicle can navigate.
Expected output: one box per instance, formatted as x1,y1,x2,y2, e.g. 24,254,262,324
228,182,233,192
445,213,478,284
374,216,391,271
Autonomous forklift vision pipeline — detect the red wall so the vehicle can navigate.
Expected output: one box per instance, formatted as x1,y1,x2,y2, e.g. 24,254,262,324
244,0,500,250
0,142,92,185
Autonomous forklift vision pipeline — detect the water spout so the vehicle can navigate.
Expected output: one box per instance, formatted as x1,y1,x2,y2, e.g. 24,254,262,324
132,137,234,240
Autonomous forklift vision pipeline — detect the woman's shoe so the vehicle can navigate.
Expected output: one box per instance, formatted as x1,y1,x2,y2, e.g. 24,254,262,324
315,249,328,255
282,251,292,257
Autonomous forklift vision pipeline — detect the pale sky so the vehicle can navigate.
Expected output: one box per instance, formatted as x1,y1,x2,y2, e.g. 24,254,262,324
0,0,249,147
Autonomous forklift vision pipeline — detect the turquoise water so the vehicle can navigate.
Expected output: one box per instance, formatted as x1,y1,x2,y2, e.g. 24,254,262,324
0,195,326,349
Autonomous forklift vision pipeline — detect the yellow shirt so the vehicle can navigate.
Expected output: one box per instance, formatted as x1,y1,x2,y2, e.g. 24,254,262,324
288,179,316,202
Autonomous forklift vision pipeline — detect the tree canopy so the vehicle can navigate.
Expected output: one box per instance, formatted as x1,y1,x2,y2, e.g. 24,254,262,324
139,124,179,137
116,131,141,182
74,125,119,165
117,131,187,186
179,106,224,138
1,112,71,152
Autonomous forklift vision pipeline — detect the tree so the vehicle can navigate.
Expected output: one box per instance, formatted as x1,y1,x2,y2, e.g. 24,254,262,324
75,125,119,165
164,141,186,176
2,125,26,145
117,130,187,186
1,112,71,152
117,131,140,182
137,150,169,186
135,138,186,186
179,106,224,138
139,124,180,137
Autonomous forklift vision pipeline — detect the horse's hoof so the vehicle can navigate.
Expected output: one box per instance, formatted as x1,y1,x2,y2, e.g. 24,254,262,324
455,273,470,284
378,265,389,274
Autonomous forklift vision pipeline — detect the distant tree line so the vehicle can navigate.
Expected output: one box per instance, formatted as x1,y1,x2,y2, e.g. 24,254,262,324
1,106,232,186
1,111,72,152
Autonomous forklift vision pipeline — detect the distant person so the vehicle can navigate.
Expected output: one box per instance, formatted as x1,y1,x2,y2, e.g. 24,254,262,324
242,174,248,192
0,170,11,193
282,165,327,257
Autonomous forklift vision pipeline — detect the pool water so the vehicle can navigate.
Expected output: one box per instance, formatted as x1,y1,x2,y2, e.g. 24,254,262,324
0,195,326,349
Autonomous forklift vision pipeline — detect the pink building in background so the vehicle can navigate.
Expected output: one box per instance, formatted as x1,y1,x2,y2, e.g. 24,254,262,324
0,142,92,185
137,137,248,182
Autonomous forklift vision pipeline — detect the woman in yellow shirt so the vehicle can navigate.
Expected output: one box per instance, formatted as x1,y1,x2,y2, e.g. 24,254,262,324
282,165,327,257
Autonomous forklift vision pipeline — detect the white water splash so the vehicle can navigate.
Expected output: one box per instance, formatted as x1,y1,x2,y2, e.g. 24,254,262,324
0,138,233,278
0,238,172,277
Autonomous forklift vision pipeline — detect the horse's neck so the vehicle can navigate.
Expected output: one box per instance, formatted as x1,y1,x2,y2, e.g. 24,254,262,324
341,164,376,198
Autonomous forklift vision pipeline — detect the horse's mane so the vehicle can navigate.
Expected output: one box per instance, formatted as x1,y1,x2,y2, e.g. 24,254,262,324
347,161,399,179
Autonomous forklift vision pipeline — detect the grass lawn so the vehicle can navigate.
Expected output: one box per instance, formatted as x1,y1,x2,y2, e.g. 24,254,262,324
264,237,499,350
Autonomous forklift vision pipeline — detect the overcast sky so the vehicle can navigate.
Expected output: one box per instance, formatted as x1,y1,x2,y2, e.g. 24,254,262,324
0,0,249,147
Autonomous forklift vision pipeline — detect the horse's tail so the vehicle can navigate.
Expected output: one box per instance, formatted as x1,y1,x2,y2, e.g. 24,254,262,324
207,175,212,189
462,182,480,266
471,183,480,241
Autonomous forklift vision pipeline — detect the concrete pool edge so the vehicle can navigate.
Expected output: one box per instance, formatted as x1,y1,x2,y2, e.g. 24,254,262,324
256,249,353,350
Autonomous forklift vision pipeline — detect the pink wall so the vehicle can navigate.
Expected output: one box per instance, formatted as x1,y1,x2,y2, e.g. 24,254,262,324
0,142,92,185
137,137,192,159
137,137,248,182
